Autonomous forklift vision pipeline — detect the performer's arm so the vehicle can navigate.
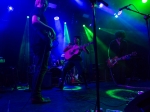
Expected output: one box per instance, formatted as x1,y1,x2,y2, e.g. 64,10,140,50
32,15,56,36
82,46,90,54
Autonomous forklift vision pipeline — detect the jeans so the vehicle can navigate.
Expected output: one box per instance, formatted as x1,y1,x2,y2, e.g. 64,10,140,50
31,49,50,98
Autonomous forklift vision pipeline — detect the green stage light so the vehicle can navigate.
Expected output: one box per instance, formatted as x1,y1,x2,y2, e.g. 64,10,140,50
142,0,147,3
83,25,85,27
106,89,136,101
63,86,82,91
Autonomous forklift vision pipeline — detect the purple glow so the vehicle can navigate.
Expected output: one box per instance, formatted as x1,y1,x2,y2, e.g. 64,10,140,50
54,16,59,20
97,5,115,16
48,3,57,8
75,0,83,6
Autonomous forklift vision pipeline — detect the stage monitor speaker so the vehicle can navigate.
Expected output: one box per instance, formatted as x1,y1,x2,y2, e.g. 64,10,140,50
124,90,150,112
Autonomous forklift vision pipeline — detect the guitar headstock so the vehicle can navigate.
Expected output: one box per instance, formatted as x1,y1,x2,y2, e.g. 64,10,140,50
131,51,137,56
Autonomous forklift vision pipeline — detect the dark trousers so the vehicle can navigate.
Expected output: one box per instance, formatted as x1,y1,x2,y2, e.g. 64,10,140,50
31,50,50,98
111,62,126,85
60,60,88,86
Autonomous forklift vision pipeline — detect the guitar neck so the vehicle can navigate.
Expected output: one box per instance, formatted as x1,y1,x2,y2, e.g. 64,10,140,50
117,54,132,61
80,42,93,48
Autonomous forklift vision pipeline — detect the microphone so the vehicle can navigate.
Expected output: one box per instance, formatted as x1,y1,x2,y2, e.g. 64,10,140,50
119,4,131,11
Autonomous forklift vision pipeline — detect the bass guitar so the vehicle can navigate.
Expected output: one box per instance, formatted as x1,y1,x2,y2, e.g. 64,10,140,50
107,51,137,68
64,42,93,60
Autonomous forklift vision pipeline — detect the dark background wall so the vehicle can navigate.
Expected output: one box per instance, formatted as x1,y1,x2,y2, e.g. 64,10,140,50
0,0,150,83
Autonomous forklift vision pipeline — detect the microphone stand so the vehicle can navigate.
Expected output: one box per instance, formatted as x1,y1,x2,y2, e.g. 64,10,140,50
89,0,108,112
125,7,150,79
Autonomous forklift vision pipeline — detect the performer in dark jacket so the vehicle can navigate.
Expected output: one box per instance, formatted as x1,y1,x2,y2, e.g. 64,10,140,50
108,30,128,85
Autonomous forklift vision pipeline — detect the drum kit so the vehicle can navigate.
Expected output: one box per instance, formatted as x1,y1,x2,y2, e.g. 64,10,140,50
48,54,81,85
48,53,66,71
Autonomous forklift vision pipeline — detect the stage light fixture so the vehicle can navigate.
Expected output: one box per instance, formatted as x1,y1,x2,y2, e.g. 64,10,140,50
64,22,66,24
54,16,59,20
8,6,14,11
142,0,147,3
27,16,30,18
115,15,118,18
99,3,103,8
118,10,122,15
83,25,85,27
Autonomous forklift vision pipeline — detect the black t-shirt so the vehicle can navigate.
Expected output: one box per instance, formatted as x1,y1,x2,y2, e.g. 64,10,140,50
31,7,52,54
69,54,82,61
109,39,128,59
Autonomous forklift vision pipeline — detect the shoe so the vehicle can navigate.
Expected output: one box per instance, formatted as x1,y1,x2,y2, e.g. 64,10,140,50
31,96,51,104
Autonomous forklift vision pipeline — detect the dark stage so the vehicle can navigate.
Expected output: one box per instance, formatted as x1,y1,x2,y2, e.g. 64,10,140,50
1,0,150,112
0,80,150,112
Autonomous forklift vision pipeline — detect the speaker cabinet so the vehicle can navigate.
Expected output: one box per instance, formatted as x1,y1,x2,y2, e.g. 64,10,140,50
124,90,150,112
42,67,62,88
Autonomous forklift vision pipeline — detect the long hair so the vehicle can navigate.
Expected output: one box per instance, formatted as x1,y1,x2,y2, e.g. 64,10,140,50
35,0,47,7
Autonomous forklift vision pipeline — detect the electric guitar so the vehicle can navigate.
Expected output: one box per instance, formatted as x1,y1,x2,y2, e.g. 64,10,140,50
64,42,93,60
107,52,137,68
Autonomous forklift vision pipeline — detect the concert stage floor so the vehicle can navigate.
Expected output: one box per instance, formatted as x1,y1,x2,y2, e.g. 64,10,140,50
0,81,150,112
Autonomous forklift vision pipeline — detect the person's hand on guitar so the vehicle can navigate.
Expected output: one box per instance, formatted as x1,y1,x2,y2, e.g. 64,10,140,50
81,45,90,54
48,29,56,41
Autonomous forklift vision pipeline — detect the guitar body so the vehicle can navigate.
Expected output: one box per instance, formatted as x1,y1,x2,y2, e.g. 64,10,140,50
107,56,118,68
64,42,93,60
64,45,80,60
107,52,137,68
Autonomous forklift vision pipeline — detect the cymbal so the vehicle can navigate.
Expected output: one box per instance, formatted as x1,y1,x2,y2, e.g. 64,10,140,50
61,54,65,57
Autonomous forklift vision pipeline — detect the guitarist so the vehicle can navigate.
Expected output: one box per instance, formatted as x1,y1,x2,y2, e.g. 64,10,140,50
108,30,128,85
30,0,56,104
59,36,90,90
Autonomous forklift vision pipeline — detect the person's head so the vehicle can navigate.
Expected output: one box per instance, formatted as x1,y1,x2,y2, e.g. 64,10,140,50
35,0,48,11
74,36,80,44
115,30,126,42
